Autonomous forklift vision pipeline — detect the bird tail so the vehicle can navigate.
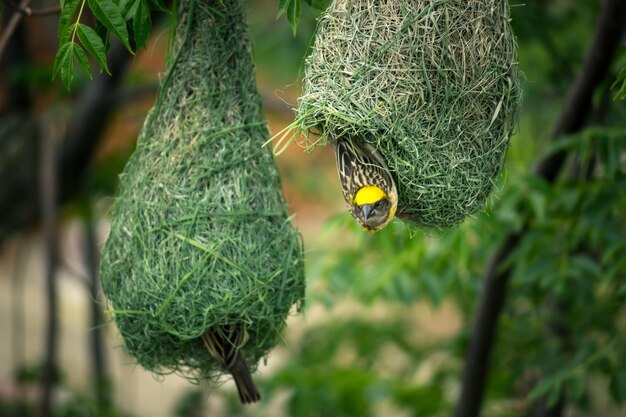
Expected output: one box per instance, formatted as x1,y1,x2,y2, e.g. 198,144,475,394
229,351,261,404
201,328,261,404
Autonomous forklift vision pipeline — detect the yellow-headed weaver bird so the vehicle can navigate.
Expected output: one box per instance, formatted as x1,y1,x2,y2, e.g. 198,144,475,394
201,325,261,404
334,137,398,232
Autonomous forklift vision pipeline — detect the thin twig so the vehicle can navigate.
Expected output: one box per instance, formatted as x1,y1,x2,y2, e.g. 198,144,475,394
454,1,626,417
10,237,27,408
84,212,111,410
39,118,61,417
0,0,31,61
5,0,61,17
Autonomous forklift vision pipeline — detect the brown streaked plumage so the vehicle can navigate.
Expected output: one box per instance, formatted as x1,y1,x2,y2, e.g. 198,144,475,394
334,137,398,232
202,325,260,404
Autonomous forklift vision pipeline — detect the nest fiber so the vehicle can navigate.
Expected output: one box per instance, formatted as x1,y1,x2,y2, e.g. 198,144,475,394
296,0,521,227
99,0,305,381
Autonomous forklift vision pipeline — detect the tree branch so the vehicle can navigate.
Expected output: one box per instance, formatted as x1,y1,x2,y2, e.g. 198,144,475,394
0,39,134,243
1,2,32,111
39,118,60,417
10,237,27,404
5,0,61,17
0,0,31,61
84,212,111,410
454,1,626,417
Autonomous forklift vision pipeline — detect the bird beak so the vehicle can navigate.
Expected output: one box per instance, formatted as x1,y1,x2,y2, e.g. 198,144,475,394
362,204,373,221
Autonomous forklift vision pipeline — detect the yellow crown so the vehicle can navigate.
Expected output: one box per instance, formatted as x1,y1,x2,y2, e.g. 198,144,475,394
353,185,386,205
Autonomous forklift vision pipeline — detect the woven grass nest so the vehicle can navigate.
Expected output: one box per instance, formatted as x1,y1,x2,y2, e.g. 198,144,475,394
293,0,521,228
99,0,305,382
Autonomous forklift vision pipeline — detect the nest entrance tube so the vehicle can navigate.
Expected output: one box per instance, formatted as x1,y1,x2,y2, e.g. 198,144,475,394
296,0,521,228
99,0,305,383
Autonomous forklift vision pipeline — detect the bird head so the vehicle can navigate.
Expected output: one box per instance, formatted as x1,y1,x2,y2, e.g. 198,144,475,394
351,185,396,232
334,137,398,233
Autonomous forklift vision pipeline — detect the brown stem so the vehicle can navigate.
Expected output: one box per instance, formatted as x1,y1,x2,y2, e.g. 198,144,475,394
0,39,134,243
38,120,60,417
84,214,111,410
0,0,31,61
10,238,27,409
454,1,626,417
1,2,32,111
5,0,61,17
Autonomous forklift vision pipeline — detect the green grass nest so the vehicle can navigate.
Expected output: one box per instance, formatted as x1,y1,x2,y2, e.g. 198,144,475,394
293,0,521,228
99,0,305,381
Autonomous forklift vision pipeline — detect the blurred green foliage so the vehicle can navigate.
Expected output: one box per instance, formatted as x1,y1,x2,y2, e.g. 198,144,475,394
255,130,626,417
613,66,626,100
2,364,127,417
73,1,626,415
12,0,626,416
242,1,626,416
52,0,327,89
171,389,205,417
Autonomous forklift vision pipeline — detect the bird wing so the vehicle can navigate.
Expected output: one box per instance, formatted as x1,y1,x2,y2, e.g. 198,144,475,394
334,137,397,204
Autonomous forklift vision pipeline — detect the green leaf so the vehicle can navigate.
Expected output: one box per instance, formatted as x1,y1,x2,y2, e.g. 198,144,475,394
54,42,93,89
58,0,80,42
611,65,626,100
120,0,140,21
303,0,329,9
52,42,72,80
148,0,169,13
60,44,75,90
95,20,111,52
73,43,92,79
76,23,110,74
528,369,570,404
610,373,626,404
132,0,152,50
277,0,290,17
286,0,301,36
87,0,133,53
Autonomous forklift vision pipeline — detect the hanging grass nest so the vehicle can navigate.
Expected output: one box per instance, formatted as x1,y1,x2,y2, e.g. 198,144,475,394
99,0,305,382
294,0,521,228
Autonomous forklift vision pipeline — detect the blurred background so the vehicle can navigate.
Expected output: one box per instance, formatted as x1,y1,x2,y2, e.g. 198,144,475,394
1,0,626,416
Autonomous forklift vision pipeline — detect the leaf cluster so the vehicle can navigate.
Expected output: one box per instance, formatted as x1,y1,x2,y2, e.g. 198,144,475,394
53,0,167,89
309,129,626,415
260,318,453,417
52,0,328,89
494,130,626,410
277,0,329,35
